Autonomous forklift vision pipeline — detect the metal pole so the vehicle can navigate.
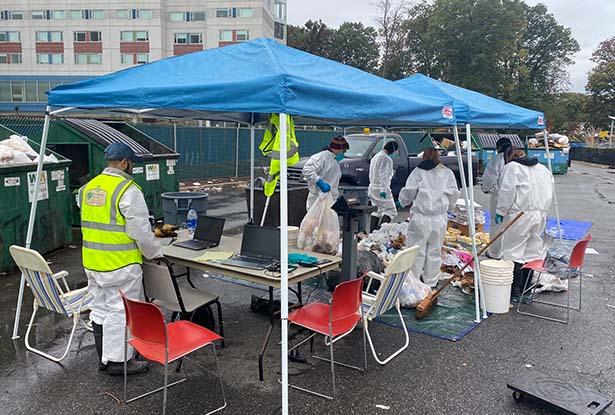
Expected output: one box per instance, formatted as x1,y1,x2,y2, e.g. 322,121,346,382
173,122,177,152
453,126,481,323
250,123,255,223
279,113,289,415
610,119,614,148
12,106,52,339
543,129,563,242
235,125,240,178
465,124,487,320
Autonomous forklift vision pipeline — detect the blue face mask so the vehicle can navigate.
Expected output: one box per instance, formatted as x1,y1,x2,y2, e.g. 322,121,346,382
335,153,345,162
389,152,399,160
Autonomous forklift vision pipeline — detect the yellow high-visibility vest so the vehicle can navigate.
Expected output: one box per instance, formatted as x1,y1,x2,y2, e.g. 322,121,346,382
259,114,300,197
80,172,143,272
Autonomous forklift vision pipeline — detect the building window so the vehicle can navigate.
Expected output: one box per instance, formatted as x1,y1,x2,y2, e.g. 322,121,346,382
219,30,233,42
274,22,286,39
0,10,24,20
120,31,149,42
36,31,63,42
117,9,152,19
0,32,20,42
174,33,202,44
136,53,149,64
74,31,102,42
0,81,10,101
169,11,206,21
75,53,102,64
69,10,104,20
216,8,254,18
11,82,23,102
0,53,22,64
274,1,287,20
36,53,64,64
25,82,37,101
121,53,149,65
236,30,249,41
37,81,50,101
32,10,65,20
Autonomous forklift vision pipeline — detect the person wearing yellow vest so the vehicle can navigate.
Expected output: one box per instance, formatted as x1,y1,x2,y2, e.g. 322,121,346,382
259,114,300,197
78,143,162,376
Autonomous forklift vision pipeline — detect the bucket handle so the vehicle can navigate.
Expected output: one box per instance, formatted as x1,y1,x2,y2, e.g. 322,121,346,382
174,198,193,211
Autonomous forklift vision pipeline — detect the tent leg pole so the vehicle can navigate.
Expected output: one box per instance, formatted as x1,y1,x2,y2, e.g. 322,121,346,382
235,125,240,178
12,106,52,339
260,197,270,227
465,124,487,320
250,124,255,223
173,122,177,152
543,129,563,243
279,113,289,415
453,126,481,323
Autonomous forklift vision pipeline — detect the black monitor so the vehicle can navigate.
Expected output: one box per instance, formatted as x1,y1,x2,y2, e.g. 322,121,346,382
194,215,225,243
240,224,281,260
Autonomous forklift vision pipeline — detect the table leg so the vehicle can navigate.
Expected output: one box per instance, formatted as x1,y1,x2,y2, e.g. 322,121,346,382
297,282,303,305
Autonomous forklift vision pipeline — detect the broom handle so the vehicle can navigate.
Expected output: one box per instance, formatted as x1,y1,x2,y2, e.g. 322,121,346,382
431,211,524,298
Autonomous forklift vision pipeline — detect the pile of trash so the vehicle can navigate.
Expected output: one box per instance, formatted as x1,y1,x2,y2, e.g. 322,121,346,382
449,199,485,226
0,134,58,166
358,222,414,266
529,132,570,148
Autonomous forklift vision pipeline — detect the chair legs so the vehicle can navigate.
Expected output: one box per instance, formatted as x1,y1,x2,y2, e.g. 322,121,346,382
24,302,84,362
364,300,410,365
123,336,226,415
214,300,225,348
517,270,582,324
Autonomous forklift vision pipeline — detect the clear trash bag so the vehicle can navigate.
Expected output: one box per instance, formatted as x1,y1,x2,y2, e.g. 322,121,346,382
399,271,431,308
297,193,340,255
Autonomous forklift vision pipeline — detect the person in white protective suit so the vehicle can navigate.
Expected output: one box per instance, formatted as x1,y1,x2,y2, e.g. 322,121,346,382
302,135,349,210
368,140,399,231
78,143,162,376
399,148,459,287
496,148,553,300
480,137,512,259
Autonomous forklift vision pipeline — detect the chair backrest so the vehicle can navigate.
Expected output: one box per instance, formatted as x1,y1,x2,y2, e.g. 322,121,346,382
569,234,592,269
9,245,68,316
120,291,167,347
331,277,364,323
368,245,420,320
141,261,183,308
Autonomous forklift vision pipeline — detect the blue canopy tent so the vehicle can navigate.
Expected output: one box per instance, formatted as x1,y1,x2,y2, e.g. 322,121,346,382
14,38,457,412
397,74,559,320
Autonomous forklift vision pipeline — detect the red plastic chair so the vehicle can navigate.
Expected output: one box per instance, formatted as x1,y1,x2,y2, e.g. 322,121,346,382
517,234,592,324
287,277,366,400
120,291,226,415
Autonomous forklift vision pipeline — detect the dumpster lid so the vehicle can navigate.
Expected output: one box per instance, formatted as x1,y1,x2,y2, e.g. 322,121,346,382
476,133,523,149
63,118,151,156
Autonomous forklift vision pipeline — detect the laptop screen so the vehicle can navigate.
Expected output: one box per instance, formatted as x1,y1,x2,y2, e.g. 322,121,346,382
240,224,281,260
194,216,225,243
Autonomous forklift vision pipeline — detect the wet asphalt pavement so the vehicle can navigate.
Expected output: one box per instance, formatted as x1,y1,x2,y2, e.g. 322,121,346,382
1,161,614,415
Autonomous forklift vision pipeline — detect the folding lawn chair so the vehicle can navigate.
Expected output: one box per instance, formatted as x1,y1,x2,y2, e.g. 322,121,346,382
9,245,93,362
517,234,591,324
120,292,226,415
141,259,225,347
287,277,366,400
362,245,419,365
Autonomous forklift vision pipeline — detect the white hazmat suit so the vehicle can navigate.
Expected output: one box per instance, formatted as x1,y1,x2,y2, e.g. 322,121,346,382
302,149,341,210
399,164,459,287
79,167,162,364
368,149,397,219
481,152,506,258
497,160,553,264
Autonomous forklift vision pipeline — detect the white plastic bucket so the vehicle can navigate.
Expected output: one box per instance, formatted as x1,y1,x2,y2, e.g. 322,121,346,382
480,260,514,314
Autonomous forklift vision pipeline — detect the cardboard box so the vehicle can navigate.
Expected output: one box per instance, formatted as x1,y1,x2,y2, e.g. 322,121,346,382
448,220,484,236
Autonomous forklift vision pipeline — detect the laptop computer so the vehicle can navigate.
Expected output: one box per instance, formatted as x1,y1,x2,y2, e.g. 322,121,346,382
221,224,280,270
173,215,225,250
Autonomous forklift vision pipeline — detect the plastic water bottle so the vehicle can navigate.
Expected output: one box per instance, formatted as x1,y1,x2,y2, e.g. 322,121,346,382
186,208,198,235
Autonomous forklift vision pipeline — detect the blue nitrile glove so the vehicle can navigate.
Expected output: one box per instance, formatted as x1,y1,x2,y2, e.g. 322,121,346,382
316,179,331,193
395,200,402,209
380,191,387,198
495,214,504,224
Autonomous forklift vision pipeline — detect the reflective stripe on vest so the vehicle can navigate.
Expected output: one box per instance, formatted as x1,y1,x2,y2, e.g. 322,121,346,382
80,173,143,272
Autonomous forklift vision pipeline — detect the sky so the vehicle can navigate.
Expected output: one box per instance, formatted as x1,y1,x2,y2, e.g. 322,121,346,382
288,0,615,92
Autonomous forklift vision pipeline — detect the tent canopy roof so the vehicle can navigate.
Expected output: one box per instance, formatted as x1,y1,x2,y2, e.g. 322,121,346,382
48,38,455,127
396,74,546,129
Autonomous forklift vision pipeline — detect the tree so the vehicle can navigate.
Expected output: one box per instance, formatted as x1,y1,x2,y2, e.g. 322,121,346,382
329,22,379,72
374,0,409,79
587,38,615,129
286,20,335,58
541,92,590,132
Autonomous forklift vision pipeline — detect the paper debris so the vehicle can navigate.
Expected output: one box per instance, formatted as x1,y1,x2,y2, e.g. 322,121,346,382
524,363,533,368
586,248,599,255
375,405,390,410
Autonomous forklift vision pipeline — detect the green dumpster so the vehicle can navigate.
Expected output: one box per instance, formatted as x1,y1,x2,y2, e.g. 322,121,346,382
40,118,179,226
0,136,72,273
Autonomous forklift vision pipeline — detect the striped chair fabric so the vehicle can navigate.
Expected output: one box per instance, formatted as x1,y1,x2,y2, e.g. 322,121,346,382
21,268,92,317
364,271,407,321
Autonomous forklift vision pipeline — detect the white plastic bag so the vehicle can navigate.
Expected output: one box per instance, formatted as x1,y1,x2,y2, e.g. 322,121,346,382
399,271,431,308
297,193,340,255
